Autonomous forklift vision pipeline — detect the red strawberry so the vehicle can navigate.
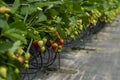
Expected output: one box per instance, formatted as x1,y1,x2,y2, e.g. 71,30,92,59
18,57,25,64
52,43,58,52
15,56,24,64
47,43,52,48
56,31,59,36
56,31,61,39
57,39,64,47
33,40,39,50
47,40,52,48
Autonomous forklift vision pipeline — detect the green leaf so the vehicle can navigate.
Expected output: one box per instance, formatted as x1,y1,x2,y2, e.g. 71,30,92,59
9,21,26,31
56,17,62,23
20,4,37,15
56,25,66,39
6,67,19,80
0,0,8,6
11,0,20,13
0,15,8,28
27,30,40,40
2,28,27,44
27,0,40,2
37,1,63,9
48,9,59,16
37,12,47,22
0,42,13,52
6,33,26,44
0,41,21,53
9,41,21,52
69,16,77,26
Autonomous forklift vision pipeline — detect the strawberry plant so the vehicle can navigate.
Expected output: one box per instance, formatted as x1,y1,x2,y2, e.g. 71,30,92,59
0,0,120,80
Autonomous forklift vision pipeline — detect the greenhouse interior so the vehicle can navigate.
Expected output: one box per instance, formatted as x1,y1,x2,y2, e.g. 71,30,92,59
0,0,120,80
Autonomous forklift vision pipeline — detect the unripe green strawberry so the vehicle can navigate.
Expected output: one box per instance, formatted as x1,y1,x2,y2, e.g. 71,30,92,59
34,30,39,34
24,63,29,69
22,34,25,37
42,37,47,44
70,34,75,40
25,52,31,60
14,68,20,74
40,46,45,52
7,51,15,59
4,13,10,21
57,48,62,53
25,60,29,64
93,19,97,25
74,31,78,35
17,48,24,55
38,40,44,47
58,45,62,49
57,45,62,53
79,25,83,30
85,12,90,16
0,66,7,78
49,27,56,32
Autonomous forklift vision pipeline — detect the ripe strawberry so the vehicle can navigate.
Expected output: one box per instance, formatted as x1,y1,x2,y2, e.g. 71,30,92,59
52,43,58,52
47,43,52,48
56,31,59,35
56,31,61,39
33,40,39,50
47,40,52,48
57,39,64,47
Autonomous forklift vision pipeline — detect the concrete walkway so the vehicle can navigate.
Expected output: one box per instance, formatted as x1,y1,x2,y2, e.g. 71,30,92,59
34,15,120,80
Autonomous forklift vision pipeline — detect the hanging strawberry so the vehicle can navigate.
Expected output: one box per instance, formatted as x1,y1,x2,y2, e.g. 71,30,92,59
57,38,64,47
33,40,39,50
52,43,58,52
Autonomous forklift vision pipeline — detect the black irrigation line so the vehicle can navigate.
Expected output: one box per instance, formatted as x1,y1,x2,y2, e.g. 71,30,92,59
20,45,58,80
20,21,107,80
42,48,57,67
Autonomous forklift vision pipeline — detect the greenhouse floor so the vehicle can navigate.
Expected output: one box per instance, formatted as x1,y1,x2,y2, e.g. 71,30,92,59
33,15,120,80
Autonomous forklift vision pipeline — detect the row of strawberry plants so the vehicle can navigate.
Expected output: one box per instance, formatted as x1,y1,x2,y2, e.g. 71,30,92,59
0,0,120,80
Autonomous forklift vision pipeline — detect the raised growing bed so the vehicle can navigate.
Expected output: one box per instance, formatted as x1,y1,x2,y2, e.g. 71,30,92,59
0,0,120,80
